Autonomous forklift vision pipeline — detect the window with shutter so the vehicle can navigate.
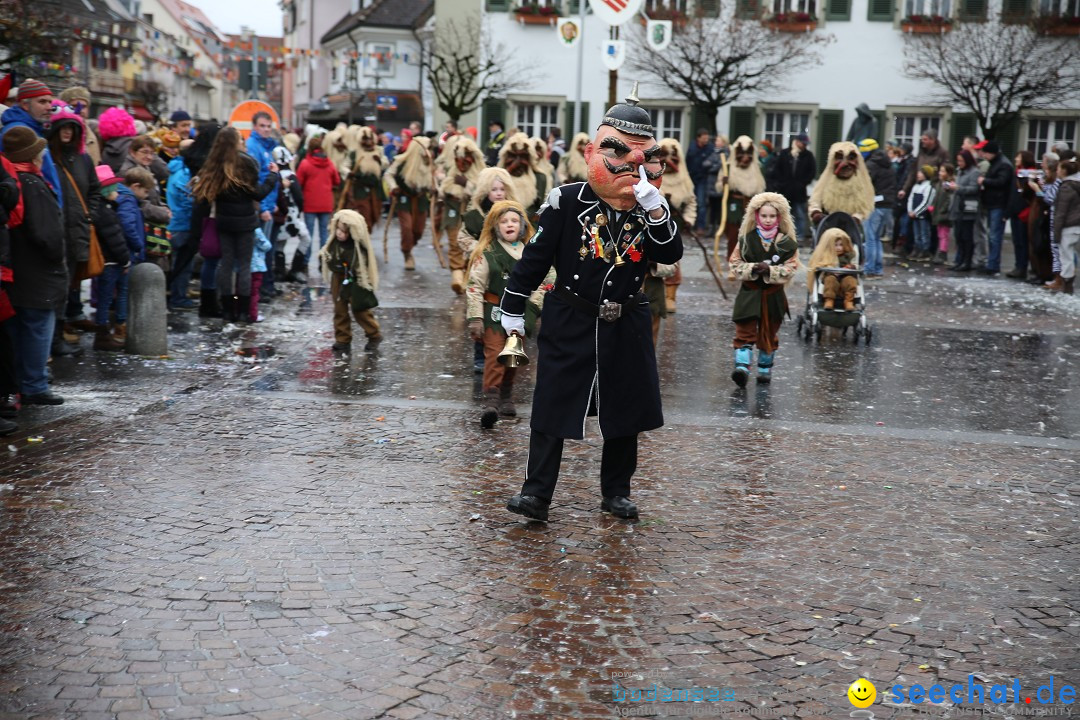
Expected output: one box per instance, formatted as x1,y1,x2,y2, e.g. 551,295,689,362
815,109,844,175
872,110,887,143
949,113,977,155
699,0,722,16
1001,0,1029,21
990,115,1021,159
730,106,756,140
692,105,717,135
958,0,986,20
867,0,894,20
734,0,759,18
486,0,509,10
564,101,590,134
826,0,851,20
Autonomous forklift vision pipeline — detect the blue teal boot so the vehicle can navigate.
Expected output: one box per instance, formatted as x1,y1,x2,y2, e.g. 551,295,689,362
732,346,752,387
757,350,774,383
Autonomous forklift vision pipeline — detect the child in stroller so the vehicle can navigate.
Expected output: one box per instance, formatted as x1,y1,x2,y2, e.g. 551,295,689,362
809,228,859,311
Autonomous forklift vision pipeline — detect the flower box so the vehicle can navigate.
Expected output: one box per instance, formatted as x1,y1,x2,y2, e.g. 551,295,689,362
764,12,817,30
1036,15,1080,34
901,15,953,32
516,12,559,24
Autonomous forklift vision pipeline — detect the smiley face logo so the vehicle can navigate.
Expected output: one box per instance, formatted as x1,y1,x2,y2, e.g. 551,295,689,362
848,678,876,708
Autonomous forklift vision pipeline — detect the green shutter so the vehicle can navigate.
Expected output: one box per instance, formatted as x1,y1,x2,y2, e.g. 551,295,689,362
958,0,986,20
481,98,507,131
734,0,758,18
699,0,722,17
692,105,716,136
826,0,851,20
730,106,756,140
565,101,590,134
486,0,509,11
816,109,844,175
872,110,887,143
949,112,977,156
867,0,894,21
1001,0,1029,21
990,114,1021,159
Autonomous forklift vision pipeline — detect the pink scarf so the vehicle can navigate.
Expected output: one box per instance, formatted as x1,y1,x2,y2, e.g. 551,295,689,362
756,211,778,240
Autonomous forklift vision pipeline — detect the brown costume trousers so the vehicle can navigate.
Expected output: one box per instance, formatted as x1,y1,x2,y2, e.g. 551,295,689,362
733,285,786,353
397,201,427,256
347,194,381,231
822,274,857,299
482,327,516,393
331,273,381,344
447,226,465,271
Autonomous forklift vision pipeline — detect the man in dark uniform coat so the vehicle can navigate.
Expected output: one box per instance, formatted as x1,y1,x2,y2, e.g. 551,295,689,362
498,85,683,522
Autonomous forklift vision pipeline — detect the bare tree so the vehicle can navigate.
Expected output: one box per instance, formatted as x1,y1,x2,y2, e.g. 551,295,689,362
130,80,170,123
426,15,532,123
627,4,834,135
0,0,71,68
902,15,1080,139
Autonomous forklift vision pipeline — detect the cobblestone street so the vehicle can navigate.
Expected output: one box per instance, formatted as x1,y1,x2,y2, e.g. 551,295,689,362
1,235,1077,720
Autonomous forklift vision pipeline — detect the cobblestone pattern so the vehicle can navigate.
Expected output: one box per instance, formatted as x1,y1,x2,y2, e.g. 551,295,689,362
1,391,1076,719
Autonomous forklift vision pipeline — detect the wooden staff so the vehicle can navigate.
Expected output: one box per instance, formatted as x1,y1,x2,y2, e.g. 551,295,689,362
335,175,353,213
431,209,446,269
691,228,728,300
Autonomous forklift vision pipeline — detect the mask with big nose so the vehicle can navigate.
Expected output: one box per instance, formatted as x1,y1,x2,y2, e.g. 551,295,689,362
834,150,859,179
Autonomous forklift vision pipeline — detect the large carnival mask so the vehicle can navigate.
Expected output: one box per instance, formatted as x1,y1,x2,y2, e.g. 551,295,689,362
504,143,532,176
359,130,376,151
833,147,860,179
734,142,755,169
455,153,476,173
585,127,663,211
657,143,681,171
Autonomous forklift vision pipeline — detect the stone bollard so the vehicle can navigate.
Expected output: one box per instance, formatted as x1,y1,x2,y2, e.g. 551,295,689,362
126,262,168,356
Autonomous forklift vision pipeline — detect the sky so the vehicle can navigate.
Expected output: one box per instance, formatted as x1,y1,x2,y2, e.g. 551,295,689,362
185,0,284,38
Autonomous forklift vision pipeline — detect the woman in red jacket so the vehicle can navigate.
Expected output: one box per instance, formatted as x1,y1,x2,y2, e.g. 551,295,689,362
297,136,341,265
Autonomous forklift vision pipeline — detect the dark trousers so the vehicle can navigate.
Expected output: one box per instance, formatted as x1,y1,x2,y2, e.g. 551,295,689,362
521,429,637,502
954,219,975,267
216,230,255,297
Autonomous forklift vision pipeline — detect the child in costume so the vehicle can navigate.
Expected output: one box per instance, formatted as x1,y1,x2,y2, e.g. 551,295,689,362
465,200,549,428
808,228,858,311
319,210,381,353
729,192,799,386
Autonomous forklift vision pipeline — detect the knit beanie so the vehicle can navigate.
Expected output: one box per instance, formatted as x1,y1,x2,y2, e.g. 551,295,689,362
170,110,192,123
16,79,51,101
920,164,936,179
59,86,92,105
858,138,879,154
97,107,137,141
2,126,47,163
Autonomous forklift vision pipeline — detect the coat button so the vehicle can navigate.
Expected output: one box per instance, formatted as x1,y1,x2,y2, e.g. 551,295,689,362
573,274,579,280
634,276,640,281
606,281,612,286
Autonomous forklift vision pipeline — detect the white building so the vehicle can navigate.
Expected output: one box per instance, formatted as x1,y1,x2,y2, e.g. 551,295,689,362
430,0,1079,163
281,0,354,128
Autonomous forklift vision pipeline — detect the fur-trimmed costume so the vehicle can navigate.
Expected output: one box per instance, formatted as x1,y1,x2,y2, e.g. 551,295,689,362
718,135,767,258
498,132,549,219
383,136,435,264
343,125,387,230
730,193,799,376
808,227,858,311
533,137,556,194
808,141,875,222
650,138,698,322
558,132,590,184
460,167,517,258
319,210,381,347
437,136,486,287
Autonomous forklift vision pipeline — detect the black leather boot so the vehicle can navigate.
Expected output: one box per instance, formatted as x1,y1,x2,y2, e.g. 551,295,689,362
198,289,222,318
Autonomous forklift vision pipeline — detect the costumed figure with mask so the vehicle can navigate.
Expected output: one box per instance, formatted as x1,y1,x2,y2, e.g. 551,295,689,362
272,146,315,283
437,136,486,294
729,192,799,387
383,136,435,270
498,132,550,220
808,141,875,225
717,136,767,262
558,132,590,184
533,137,556,194
343,125,388,230
646,137,696,343
500,84,683,523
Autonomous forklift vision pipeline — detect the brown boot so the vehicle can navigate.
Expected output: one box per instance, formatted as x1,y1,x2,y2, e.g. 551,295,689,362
62,327,80,344
1065,277,1075,295
843,289,856,311
111,322,127,342
404,254,416,271
67,317,99,332
824,297,835,310
664,284,677,313
480,388,499,429
450,269,465,295
93,326,124,351
1045,275,1065,292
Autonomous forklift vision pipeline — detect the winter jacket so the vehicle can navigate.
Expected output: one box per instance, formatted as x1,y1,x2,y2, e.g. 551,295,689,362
49,112,101,265
296,152,341,213
246,132,280,214
165,156,194,234
119,155,171,225
101,136,132,174
0,160,20,270
1053,178,1080,245
93,199,131,266
686,141,717,184
864,150,897,209
770,147,817,204
7,169,67,310
908,180,935,219
903,141,950,195
0,105,63,210
950,166,981,222
189,154,279,242
980,153,1015,210
251,227,272,273
114,184,146,263
932,181,954,226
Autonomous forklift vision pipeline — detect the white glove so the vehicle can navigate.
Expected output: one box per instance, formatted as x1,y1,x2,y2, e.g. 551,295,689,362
501,314,525,337
634,165,663,212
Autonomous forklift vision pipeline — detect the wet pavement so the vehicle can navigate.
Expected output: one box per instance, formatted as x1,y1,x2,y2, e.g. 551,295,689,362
1,229,1078,720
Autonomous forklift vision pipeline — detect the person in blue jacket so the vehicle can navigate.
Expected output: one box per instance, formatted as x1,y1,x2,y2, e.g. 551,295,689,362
245,112,281,298
0,80,63,211
166,153,195,309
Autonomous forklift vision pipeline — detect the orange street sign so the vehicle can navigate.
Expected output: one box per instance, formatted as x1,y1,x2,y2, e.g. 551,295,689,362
229,101,280,140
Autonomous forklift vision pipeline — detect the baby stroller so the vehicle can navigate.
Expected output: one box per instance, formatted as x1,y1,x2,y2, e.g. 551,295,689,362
795,211,873,345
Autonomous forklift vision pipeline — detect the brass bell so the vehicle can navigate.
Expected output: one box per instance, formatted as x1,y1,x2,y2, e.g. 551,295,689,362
613,252,626,267
497,331,530,367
